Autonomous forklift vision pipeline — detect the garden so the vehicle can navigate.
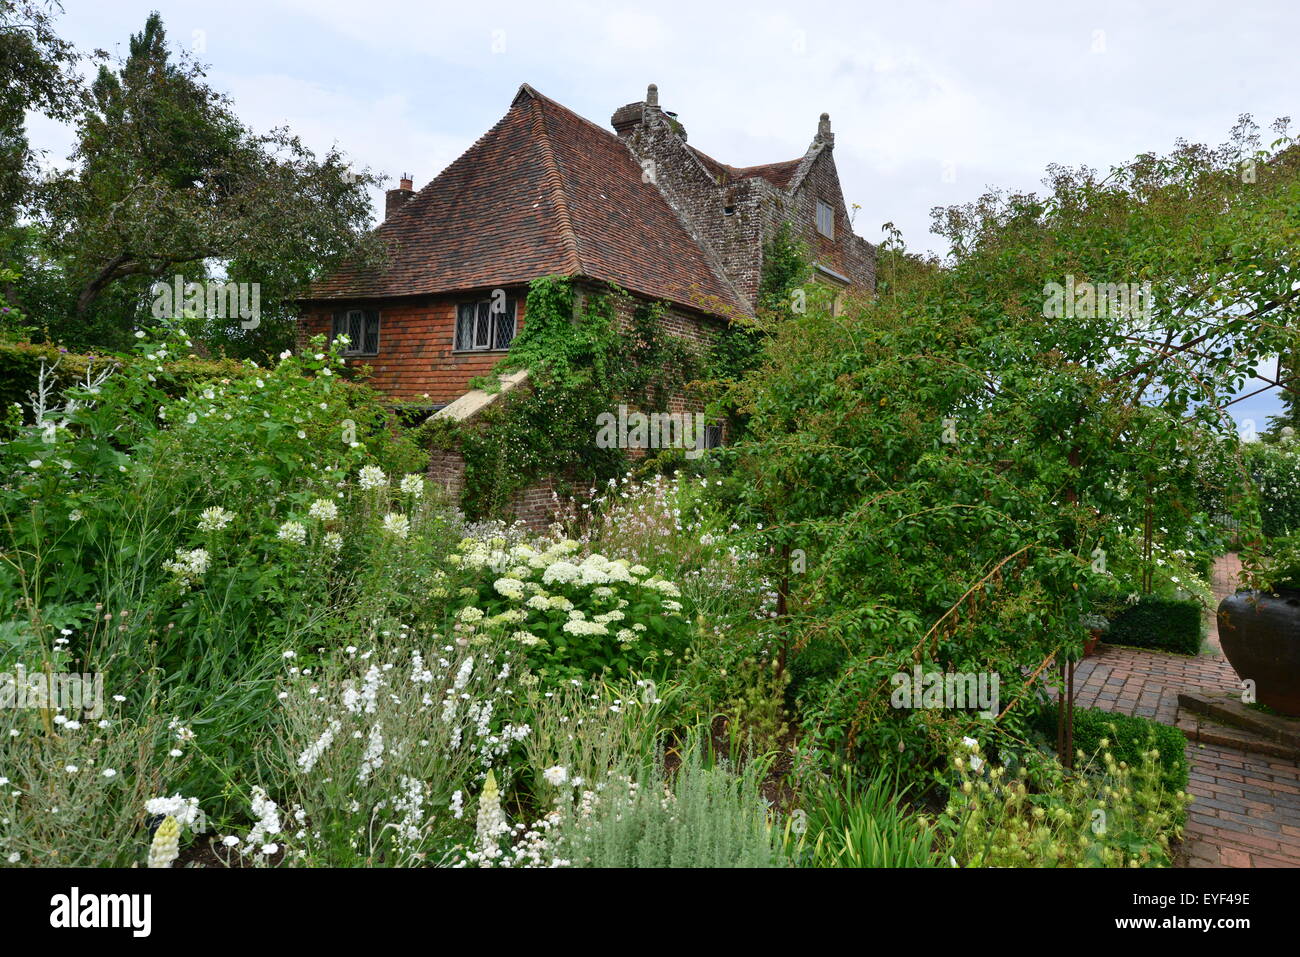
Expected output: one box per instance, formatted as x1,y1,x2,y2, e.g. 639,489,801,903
3,4,1300,873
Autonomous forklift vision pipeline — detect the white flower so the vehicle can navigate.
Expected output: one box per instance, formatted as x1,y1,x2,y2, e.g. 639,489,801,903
382,513,410,539
358,465,387,490
197,506,234,532
147,816,181,868
541,561,580,585
5,852,18,863
493,577,526,600
277,521,307,546
308,499,339,521
543,765,569,786
145,795,205,832
400,474,425,498
102,769,117,778
323,532,344,553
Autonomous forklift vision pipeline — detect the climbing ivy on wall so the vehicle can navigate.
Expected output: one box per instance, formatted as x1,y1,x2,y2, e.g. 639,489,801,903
436,275,703,520
707,221,811,436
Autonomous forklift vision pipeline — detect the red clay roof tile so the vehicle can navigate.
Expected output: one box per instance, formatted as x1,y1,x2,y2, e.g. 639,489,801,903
306,85,746,318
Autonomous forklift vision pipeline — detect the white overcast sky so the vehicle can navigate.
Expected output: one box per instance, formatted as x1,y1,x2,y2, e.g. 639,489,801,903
27,0,1300,427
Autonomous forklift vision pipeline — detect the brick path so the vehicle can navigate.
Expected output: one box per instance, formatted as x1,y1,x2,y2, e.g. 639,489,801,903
1070,554,1300,868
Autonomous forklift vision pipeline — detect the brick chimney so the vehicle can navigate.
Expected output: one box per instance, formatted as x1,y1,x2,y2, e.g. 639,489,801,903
385,173,415,220
611,83,661,138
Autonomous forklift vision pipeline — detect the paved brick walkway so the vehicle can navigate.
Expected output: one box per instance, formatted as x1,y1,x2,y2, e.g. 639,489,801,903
1070,555,1300,868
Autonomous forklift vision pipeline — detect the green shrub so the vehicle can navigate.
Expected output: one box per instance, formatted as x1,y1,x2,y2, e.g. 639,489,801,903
940,733,1187,867
1106,596,1204,655
1246,440,1300,538
541,743,787,868
1036,705,1189,799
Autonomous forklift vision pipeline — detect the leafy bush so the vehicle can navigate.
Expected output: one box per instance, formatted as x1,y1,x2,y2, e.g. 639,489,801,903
1246,440,1300,538
938,735,1187,867
1105,596,1204,655
1035,705,1190,799
465,741,788,868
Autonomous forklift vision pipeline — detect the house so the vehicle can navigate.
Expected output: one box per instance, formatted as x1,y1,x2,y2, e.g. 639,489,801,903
297,83,876,408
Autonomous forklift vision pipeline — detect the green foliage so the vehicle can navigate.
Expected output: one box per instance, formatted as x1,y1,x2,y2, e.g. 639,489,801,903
1245,439,1300,537
546,742,787,868
443,276,702,520
1105,596,1205,655
1036,705,1190,801
722,116,1299,787
31,11,379,357
793,764,942,867
0,0,81,224
0,331,429,812
0,339,247,420
939,735,1186,867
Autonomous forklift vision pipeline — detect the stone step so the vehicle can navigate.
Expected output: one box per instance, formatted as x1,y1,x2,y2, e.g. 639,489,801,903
1177,691,1300,760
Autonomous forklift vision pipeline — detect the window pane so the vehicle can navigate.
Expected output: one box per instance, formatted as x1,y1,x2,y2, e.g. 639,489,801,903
474,302,490,349
456,305,474,350
364,312,379,354
493,300,515,350
347,311,364,352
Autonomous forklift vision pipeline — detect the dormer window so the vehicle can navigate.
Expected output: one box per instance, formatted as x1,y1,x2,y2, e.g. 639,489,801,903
816,200,835,239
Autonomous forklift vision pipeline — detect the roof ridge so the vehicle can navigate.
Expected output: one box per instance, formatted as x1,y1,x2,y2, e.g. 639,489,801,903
527,94,585,276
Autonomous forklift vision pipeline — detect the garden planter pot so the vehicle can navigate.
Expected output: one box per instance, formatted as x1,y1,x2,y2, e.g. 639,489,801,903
1217,588,1300,716
1083,630,1102,658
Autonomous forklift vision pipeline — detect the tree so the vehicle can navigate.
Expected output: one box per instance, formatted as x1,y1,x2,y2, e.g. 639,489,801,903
0,0,81,226
37,12,380,356
724,115,1300,770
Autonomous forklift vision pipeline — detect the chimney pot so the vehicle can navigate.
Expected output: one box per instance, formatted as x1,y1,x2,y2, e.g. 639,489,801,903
385,174,416,220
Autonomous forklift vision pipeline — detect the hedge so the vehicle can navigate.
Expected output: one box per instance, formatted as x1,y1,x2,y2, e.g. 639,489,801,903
1106,595,1204,656
0,341,251,418
1037,704,1190,805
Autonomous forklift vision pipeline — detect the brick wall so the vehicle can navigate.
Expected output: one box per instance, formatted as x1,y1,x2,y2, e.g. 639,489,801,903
613,95,875,305
783,149,876,292
298,286,528,403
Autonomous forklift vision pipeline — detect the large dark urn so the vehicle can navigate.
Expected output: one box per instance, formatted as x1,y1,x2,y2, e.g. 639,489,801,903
1217,588,1300,716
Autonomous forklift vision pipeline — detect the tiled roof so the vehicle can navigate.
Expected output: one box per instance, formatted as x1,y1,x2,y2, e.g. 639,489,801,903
686,146,802,189
306,85,747,318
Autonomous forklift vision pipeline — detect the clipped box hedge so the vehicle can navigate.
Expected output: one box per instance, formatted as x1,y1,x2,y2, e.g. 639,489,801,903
1106,595,1204,656
1037,704,1190,800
